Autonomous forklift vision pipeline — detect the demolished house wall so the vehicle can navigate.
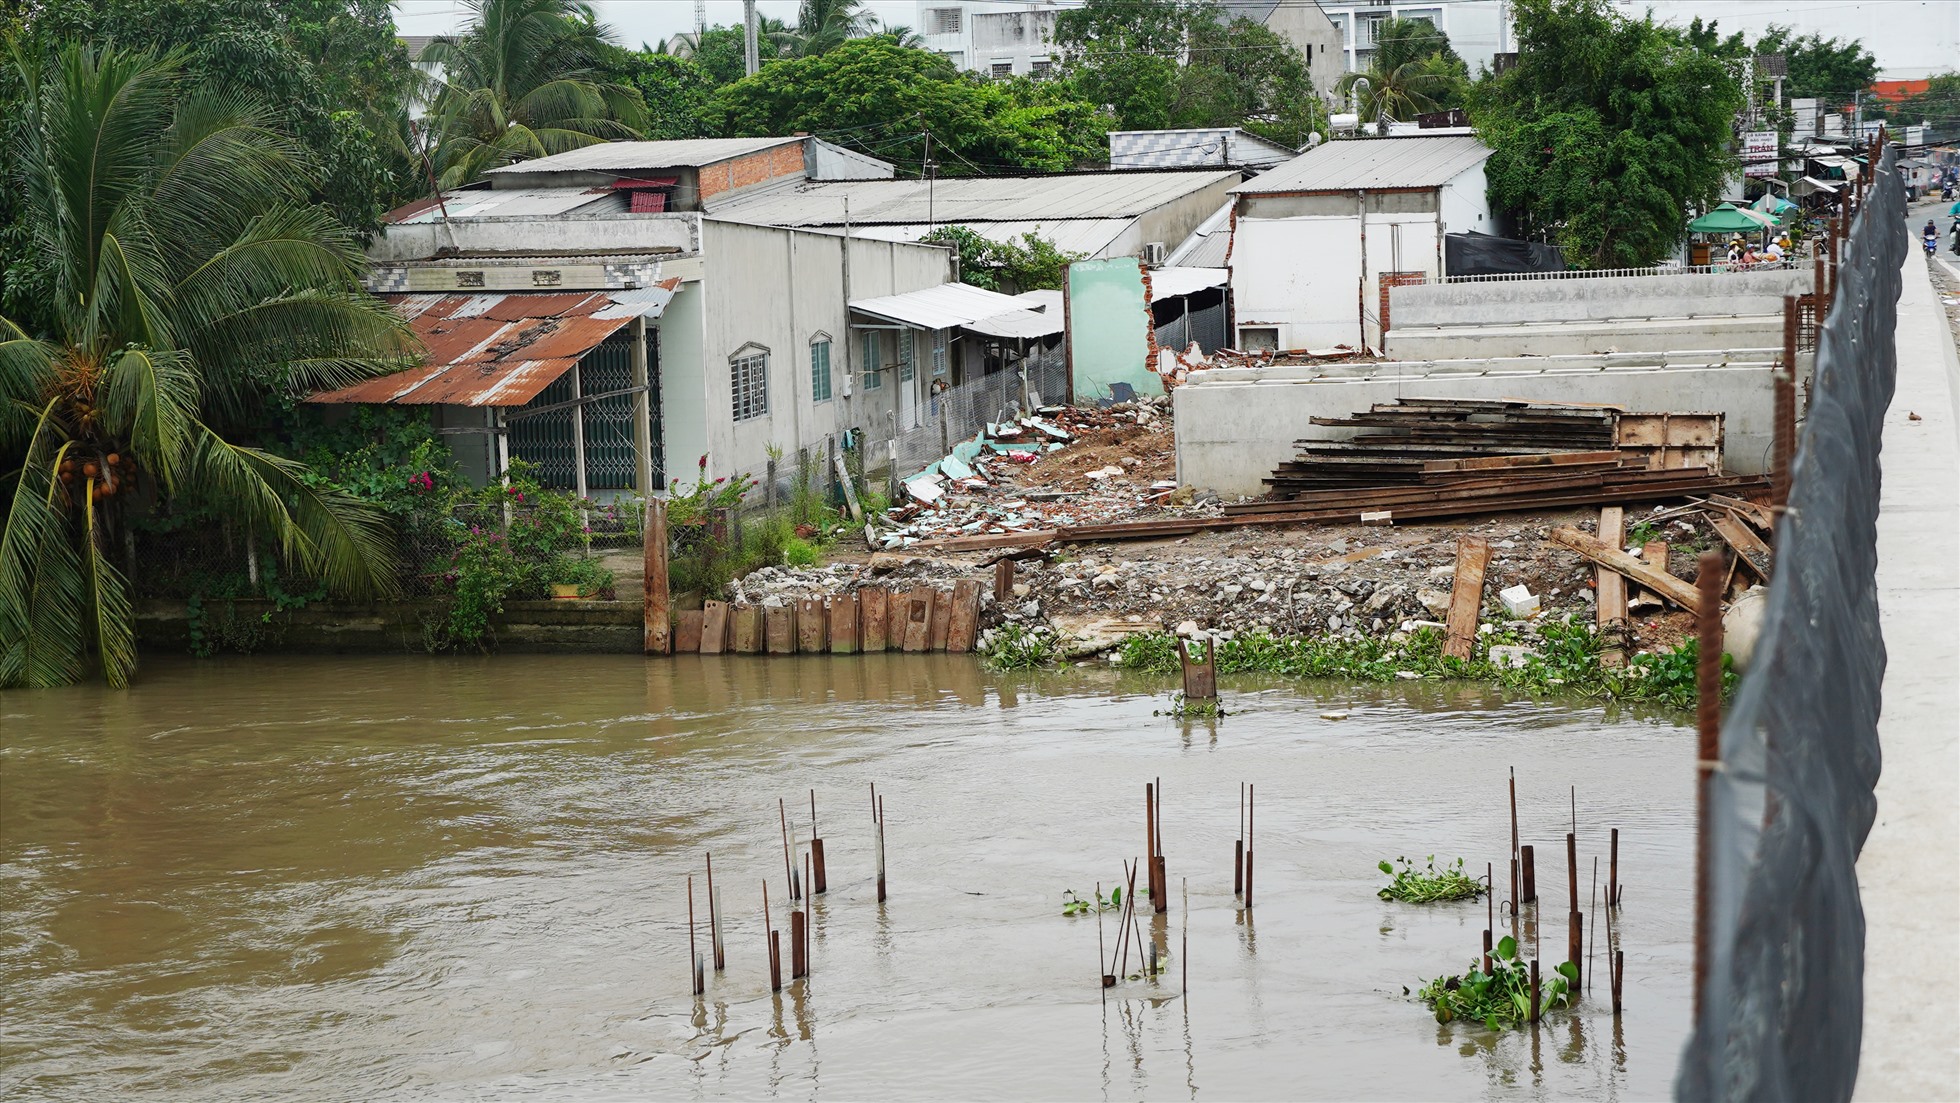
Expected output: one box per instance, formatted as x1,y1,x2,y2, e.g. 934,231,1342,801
1066,258,1161,403
1172,351,1788,496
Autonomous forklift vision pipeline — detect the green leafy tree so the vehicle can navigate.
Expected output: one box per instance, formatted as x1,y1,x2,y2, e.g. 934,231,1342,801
1471,0,1744,269
923,227,1082,292
0,0,420,334
790,0,873,57
0,45,412,688
421,0,648,187
1889,72,1960,129
685,19,796,86
1754,25,1878,102
704,37,1108,174
1054,0,1323,142
1336,18,1467,130
597,46,718,140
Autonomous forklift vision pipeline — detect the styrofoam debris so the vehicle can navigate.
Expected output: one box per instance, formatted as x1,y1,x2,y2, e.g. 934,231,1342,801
1499,584,1540,617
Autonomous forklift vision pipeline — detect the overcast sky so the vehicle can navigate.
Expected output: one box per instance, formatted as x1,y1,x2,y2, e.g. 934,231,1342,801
392,1,1958,79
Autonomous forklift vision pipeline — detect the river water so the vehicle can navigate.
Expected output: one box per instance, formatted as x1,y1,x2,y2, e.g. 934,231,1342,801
2,654,1695,1100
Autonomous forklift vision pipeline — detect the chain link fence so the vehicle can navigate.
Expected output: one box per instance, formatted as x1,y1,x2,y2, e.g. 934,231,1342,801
1676,144,1903,1101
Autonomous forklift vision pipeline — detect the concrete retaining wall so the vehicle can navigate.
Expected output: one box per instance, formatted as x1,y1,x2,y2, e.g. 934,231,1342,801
135,598,642,655
1173,350,1785,497
1386,314,1787,359
1389,269,1815,327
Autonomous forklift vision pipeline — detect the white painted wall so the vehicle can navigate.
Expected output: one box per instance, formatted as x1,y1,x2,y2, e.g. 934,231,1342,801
1173,351,1784,495
1439,162,1494,237
655,281,708,490
1233,215,1364,349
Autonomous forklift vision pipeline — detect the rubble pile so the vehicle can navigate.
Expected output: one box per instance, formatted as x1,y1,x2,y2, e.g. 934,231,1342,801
873,396,1220,548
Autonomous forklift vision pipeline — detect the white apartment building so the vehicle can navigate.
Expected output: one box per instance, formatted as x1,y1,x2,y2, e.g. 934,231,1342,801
1319,0,1510,79
915,1,1062,78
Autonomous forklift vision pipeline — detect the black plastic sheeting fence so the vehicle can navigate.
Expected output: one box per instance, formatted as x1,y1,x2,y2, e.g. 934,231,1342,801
1676,146,1905,1101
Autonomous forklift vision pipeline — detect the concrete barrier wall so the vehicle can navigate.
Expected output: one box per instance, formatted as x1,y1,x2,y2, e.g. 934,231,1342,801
1385,314,1787,359
1390,269,1814,327
135,598,642,654
1173,351,1783,496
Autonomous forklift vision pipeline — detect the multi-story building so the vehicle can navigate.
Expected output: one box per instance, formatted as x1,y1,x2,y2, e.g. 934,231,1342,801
915,1,1062,78
1318,0,1509,80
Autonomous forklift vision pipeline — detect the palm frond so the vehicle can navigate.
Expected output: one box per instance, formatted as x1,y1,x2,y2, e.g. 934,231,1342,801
187,426,399,600
81,487,136,688
96,345,199,494
0,407,87,689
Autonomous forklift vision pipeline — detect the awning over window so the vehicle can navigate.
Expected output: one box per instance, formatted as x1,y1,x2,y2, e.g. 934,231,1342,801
310,282,678,407
849,283,1026,330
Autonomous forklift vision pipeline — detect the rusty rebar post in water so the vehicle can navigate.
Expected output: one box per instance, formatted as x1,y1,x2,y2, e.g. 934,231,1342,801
1610,828,1621,907
1613,949,1625,1014
1181,877,1189,996
1145,783,1157,907
1693,550,1725,1019
1484,861,1494,973
706,853,724,971
1098,881,1114,988
764,881,781,992
1151,778,1167,914
809,790,827,895
1508,768,1519,925
688,875,704,996
803,853,814,979
1589,858,1599,995
1243,784,1255,910
780,799,796,902
1529,958,1541,1024
1520,844,1536,903
1234,783,1245,897
1565,831,1579,995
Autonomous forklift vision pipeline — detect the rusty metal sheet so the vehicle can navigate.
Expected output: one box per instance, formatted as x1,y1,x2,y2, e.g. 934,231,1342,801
310,289,663,407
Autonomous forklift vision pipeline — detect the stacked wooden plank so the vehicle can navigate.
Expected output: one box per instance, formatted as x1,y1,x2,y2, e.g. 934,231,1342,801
1234,398,1748,524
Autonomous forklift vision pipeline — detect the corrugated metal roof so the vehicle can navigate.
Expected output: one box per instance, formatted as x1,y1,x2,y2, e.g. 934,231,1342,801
1166,201,1232,266
850,283,1027,330
1146,266,1228,300
483,138,800,175
389,187,615,224
310,282,678,407
963,300,1065,340
848,219,1136,259
1110,129,1297,170
1232,135,1492,195
712,171,1240,226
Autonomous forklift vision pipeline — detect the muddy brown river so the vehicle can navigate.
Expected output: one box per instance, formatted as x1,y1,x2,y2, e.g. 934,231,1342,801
1,654,1695,1100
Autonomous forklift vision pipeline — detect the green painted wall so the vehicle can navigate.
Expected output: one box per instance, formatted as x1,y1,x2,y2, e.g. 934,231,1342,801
1067,258,1161,403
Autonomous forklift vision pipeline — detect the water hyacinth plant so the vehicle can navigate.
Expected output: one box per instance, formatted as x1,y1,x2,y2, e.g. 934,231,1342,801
1378,856,1484,903
1417,935,1575,1029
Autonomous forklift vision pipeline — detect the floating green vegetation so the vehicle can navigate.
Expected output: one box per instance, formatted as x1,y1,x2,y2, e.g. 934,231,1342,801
1113,618,1731,708
1155,692,1226,719
1378,856,1484,903
981,623,1065,671
1061,884,1147,916
1417,935,1575,1030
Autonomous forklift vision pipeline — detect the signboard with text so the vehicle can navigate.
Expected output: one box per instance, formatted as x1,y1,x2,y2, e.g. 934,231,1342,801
1743,131,1779,178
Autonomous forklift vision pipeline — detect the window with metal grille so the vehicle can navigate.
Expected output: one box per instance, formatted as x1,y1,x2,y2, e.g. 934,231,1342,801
931,329,948,377
1031,58,1052,78
731,352,769,420
899,330,916,382
860,331,882,389
929,7,962,34
990,61,1012,79
810,339,832,402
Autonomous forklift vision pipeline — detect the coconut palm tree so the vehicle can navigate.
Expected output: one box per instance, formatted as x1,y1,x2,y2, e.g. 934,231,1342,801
0,43,412,689
421,0,648,187
790,0,873,56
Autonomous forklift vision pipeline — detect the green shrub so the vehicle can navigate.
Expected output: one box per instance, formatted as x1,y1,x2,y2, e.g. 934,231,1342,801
783,536,819,567
982,623,1064,670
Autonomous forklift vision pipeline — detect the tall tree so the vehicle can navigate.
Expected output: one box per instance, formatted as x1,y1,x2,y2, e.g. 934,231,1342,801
1754,25,1879,103
0,45,412,688
1336,17,1467,129
704,37,1109,174
421,0,648,187
1471,0,1744,269
790,0,873,57
597,46,718,140
1054,0,1323,141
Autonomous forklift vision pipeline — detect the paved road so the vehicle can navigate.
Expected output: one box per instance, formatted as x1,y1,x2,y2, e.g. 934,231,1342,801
1853,209,1960,1101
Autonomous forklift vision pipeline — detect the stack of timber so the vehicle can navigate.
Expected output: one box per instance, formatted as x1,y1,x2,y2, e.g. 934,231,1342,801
1232,398,1760,524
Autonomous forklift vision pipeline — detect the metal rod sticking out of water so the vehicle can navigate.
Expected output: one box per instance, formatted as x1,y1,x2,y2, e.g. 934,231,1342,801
688,875,704,996
1244,784,1255,910
1234,782,1245,897
780,799,796,902
1589,857,1599,994
810,789,828,895
1098,880,1114,988
764,880,781,992
706,853,725,971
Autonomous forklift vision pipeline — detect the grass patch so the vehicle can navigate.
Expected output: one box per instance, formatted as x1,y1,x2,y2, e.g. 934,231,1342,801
1112,617,1732,708
1378,856,1483,903
1417,935,1575,1030
1155,692,1226,719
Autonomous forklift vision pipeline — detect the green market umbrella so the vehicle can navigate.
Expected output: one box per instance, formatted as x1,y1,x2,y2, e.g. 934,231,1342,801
1688,204,1771,234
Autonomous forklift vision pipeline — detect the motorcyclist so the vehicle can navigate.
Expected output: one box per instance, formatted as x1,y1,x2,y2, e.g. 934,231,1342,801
1927,220,1941,256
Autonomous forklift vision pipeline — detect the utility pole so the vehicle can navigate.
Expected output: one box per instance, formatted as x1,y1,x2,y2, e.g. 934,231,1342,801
923,125,936,234
694,0,706,38
743,0,759,76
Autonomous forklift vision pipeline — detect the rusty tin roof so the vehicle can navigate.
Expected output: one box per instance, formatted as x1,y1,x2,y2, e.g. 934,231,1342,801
311,283,677,407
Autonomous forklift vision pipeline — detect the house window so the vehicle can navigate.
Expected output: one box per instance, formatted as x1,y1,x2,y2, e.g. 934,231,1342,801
931,330,948,377
731,350,769,420
929,7,962,35
1031,58,1052,78
860,331,883,389
990,61,1012,79
810,338,833,402
899,330,916,382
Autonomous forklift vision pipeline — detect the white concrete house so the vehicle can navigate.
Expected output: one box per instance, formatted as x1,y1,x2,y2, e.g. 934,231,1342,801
311,138,958,497
1227,134,1495,351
